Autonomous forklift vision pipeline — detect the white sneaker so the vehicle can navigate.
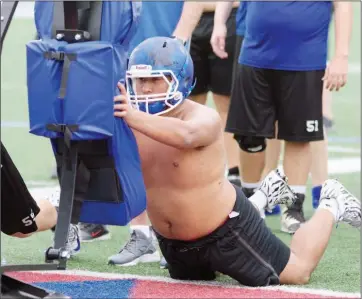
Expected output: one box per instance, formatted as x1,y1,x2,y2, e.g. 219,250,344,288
65,224,81,256
50,224,81,259
258,169,297,213
320,179,361,229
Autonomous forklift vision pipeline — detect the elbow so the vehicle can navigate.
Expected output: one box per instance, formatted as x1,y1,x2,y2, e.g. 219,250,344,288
183,134,197,149
179,128,211,149
177,128,200,150
176,132,197,150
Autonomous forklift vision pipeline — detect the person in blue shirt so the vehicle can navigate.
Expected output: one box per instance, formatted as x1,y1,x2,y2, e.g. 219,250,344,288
211,1,352,234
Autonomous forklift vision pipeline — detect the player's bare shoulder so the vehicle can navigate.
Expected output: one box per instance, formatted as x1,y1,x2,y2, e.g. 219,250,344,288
180,99,224,147
183,99,222,125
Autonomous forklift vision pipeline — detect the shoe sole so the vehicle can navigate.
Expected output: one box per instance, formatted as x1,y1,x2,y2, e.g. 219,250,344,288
280,221,301,235
280,226,296,235
70,249,81,257
109,252,161,267
263,171,296,209
80,233,112,243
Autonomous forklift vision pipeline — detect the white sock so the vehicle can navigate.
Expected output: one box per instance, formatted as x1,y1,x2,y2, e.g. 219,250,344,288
241,181,261,190
248,190,268,211
317,198,339,223
130,225,151,238
290,185,306,194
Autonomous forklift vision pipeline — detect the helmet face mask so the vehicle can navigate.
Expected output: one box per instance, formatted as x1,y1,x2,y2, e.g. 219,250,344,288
125,37,194,116
126,66,184,116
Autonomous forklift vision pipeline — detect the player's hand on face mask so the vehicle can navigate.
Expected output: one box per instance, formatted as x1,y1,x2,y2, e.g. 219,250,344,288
210,23,228,59
114,82,135,121
322,55,349,92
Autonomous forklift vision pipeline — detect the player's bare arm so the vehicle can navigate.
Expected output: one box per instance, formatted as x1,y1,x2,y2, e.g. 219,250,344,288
172,2,204,43
172,2,239,43
114,82,222,149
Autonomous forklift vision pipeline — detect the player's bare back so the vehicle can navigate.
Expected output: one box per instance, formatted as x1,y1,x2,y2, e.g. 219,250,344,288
133,100,236,241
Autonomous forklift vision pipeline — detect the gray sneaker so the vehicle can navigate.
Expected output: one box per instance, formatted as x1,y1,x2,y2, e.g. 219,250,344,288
108,229,160,266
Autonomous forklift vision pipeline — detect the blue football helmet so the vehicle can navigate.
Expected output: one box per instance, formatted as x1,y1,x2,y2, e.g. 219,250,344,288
126,36,194,115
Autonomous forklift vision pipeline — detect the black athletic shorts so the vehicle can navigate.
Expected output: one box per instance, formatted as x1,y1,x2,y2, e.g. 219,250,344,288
1,142,40,235
226,65,324,142
231,35,244,94
190,8,237,96
156,185,291,287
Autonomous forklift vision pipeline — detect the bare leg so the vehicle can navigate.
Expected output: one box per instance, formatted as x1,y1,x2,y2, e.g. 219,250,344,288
310,126,328,208
279,209,334,284
280,180,361,284
213,93,240,169
131,211,149,226
262,138,282,178
240,151,265,184
310,133,328,187
262,123,282,178
283,141,311,187
281,141,311,232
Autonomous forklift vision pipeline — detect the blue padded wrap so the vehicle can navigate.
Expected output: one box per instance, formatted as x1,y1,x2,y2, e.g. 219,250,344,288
28,1,146,225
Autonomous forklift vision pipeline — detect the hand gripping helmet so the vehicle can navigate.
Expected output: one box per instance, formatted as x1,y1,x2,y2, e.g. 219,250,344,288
126,36,194,115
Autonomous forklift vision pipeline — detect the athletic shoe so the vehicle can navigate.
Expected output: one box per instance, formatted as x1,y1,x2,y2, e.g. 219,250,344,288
79,223,111,242
108,229,160,266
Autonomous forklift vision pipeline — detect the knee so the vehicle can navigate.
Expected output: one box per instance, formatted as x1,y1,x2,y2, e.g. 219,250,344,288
280,256,312,285
293,269,311,285
280,268,311,285
233,135,266,153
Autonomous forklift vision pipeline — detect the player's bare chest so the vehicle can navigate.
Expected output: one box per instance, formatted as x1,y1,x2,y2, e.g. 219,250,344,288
133,132,197,173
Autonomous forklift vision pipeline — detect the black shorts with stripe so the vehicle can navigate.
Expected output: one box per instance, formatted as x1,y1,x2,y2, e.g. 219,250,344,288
155,185,291,286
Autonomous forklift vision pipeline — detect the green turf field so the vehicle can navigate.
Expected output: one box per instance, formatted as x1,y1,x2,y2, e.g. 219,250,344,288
1,5,361,294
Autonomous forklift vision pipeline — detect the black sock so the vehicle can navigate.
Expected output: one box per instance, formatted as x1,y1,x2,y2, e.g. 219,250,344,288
228,166,239,176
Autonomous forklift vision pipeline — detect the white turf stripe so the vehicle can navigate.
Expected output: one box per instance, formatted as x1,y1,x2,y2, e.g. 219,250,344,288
278,157,360,176
328,157,360,174
28,186,59,201
32,270,360,298
328,146,360,154
26,181,58,187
